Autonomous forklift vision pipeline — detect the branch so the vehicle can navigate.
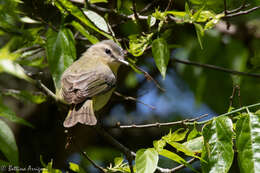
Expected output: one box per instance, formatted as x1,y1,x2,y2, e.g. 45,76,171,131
71,136,106,173
132,0,139,21
113,91,156,110
224,6,260,18
173,57,260,78
108,114,208,129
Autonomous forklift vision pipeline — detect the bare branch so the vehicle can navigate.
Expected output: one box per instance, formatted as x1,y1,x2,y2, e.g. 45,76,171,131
173,57,260,78
132,0,139,22
165,0,174,12
108,114,208,129
224,6,260,18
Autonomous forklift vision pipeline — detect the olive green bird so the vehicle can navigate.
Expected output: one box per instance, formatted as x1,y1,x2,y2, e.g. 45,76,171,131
60,40,128,128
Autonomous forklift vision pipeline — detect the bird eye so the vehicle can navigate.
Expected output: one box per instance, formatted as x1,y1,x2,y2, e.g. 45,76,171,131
105,48,112,55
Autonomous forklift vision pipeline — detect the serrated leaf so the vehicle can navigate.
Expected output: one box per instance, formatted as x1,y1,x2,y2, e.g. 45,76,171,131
0,119,19,166
201,116,234,173
153,139,166,152
71,21,99,44
46,27,76,93
163,128,189,142
56,0,112,39
0,103,33,127
236,112,260,172
82,9,109,33
194,23,204,49
152,38,170,79
128,33,153,57
183,136,203,153
136,148,158,173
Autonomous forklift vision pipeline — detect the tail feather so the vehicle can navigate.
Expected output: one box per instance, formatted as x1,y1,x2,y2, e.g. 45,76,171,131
63,100,97,128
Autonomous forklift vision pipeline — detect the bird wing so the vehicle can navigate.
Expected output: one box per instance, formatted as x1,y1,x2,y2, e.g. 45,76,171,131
61,66,116,104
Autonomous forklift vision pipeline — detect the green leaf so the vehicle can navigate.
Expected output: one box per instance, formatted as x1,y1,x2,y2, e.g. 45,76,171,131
89,0,108,3
147,15,156,27
194,23,204,49
152,38,170,79
201,116,234,173
0,119,19,166
204,13,224,30
41,157,62,173
114,157,124,167
69,162,86,173
0,59,34,83
159,149,198,172
128,33,153,57
46,27,76,93
163,128,189,142
136,148,158,173
187,126,199,141
3,89,47,104
0,103,33,127
236,112,260,172
167,141,201,160
183,136,204,153
153,139,166,152
56,0,112,39
117,0,122,10
71,21,99,44
82,9,109,33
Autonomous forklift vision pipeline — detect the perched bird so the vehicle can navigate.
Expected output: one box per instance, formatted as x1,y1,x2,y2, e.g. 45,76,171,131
61,40,128,128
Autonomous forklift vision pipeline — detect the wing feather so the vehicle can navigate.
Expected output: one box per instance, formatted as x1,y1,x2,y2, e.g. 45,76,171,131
61,66,116,104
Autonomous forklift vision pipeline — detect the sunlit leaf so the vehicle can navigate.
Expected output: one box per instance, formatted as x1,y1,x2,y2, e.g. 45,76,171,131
147,15,156,27
183,136,203,153
71,21,99,44
152,38,170,79
187,126,199,141
162,128,189,142
153,139,166,152
69,162,86,173
46,27,76,93
0,119,19,166
202,116,234,173
89,0,108,3
0,59,34,83
136,148,158,173
236,112,260,172
82,9,109,33
128,33,153,57
0,103,33,127
20,16,40,23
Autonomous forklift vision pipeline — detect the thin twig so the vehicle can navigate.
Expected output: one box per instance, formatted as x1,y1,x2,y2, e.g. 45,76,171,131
157,158,197,173
114,91,156,110
132,0,139,22
132,64,165,92
224,6,260,18
173,57,260,78
36,16,58,32
165,0,173,12
108,114,208,129
139,0,157,14
73,139,106,173
226,4,249,14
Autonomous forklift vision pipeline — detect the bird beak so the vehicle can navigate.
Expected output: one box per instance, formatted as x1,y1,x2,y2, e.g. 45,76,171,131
117,58,129,66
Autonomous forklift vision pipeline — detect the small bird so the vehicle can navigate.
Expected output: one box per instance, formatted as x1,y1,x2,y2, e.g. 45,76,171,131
61,40,128,128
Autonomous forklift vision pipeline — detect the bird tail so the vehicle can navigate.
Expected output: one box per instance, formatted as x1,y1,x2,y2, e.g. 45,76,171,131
63,100,97,128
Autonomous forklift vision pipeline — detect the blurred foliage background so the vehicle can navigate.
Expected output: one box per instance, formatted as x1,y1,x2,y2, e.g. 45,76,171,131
0,0,260,172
